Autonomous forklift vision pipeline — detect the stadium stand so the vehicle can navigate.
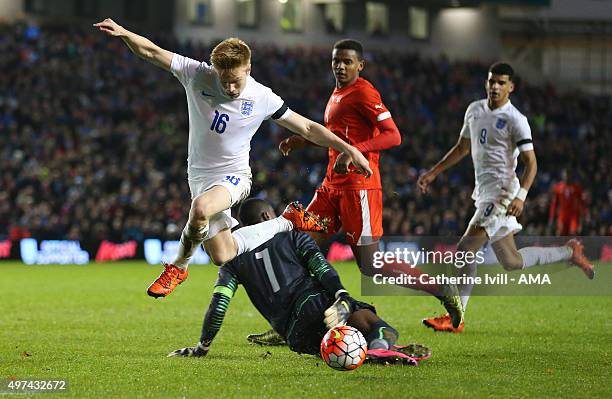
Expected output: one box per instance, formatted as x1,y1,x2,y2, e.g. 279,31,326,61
0,22,610,244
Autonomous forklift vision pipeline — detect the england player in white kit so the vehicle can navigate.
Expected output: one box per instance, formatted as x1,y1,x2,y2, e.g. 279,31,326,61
461,96,532,239
417,63,594,332
94,19,373,298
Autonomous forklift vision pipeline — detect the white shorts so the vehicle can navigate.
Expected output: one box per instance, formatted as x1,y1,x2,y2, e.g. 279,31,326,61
188,174,252,241
469,201,522,243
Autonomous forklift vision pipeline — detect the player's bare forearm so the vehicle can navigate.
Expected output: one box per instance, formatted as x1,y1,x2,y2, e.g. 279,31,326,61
93,18,172,71
279,114,349,153
418,137,469,193
276,113,372,175
309,124,353,152
122,32,172,70
518,150,537,191
430,137,470,176
308,124,373,175
506,150,537,217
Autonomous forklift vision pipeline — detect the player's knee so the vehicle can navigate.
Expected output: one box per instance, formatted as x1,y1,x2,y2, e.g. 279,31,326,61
191,202,215,223
457,242,479,258
208,254,225,266
208,248,235,266
456,239,475,254
208,254,219,266
499,255,523,271
208,251,229,266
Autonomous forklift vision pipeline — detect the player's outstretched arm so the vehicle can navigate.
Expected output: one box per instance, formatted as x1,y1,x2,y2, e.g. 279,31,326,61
169,271,237,358
417,137,470,194
518,150,537,193
334,118,402,174
507,149,537,217
294,233,355,328
275,112,373,177
93,18,173,72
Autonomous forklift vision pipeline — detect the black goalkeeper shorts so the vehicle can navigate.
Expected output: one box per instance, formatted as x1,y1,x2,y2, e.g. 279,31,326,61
285,289,376,355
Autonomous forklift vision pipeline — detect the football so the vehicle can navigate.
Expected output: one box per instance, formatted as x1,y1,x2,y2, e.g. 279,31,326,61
320,325,368,371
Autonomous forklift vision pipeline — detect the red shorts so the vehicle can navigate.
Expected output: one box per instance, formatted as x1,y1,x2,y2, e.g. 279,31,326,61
557,215,579,235
306,186,383,246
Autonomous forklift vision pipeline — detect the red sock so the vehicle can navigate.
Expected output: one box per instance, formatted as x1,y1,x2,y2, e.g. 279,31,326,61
382,262,441,296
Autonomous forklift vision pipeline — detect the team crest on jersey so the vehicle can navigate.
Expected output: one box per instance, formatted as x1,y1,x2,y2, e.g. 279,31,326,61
241,100,254,116
496,118,507,129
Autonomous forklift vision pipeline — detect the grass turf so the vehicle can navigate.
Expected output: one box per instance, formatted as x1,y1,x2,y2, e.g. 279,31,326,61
1,261,611,398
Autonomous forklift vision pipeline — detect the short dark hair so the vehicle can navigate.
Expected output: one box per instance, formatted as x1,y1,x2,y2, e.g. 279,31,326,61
333,39,364,60
489,62,514,81
238,198,275,226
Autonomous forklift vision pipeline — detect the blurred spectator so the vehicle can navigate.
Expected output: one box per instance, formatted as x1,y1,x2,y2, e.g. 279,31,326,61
0,22,609,243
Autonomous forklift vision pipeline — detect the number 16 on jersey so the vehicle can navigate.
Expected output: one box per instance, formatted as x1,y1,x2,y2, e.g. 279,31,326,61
210,110,229,134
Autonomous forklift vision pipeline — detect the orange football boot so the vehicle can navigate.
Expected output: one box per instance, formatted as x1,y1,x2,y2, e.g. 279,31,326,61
422,313,465,333
566,239,595,279
281,201,329,233
147,263,189,298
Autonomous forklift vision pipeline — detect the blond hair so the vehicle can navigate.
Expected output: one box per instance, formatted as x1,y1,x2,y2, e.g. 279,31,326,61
210,38,251,70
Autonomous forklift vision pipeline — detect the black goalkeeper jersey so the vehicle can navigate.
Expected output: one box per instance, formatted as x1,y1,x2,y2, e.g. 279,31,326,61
199,231,345,346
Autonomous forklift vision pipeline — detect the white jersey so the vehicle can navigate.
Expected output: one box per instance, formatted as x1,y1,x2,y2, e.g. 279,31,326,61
460,99,534,207
170,53,291,179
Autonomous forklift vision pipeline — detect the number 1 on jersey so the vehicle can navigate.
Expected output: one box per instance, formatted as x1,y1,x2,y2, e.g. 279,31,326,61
255,248,280,293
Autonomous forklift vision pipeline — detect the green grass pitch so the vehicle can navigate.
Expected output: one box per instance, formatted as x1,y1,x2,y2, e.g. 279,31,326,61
1,261,611,398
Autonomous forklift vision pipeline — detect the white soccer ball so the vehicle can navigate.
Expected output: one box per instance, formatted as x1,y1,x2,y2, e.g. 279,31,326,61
320,325,368,371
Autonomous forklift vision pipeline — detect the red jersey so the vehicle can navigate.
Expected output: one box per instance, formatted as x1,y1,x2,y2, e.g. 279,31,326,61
322,77,392,190
549,181,584,220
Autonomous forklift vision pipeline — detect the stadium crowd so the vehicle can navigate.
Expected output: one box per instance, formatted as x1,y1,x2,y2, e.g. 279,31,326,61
0,22,610,244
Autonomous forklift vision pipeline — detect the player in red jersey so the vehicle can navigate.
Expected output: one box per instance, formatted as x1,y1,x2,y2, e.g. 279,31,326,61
549,170,585,236
287,39,399,254
247,40,463,346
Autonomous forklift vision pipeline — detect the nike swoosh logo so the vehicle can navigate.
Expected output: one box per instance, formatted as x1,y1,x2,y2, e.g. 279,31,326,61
201,91,215,97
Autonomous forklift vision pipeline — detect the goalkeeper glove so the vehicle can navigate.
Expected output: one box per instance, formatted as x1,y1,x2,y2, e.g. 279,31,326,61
167,342,209,357
323,290,355,329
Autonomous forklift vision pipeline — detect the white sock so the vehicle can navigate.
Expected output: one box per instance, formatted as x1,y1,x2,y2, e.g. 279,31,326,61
173,223,209,269
519,246,572,269
232,216,293,257
458,262,478,311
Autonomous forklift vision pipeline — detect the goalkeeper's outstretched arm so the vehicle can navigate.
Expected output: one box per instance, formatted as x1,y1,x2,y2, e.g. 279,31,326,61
294,233,356,328
168,270,238,358
199,279,238,348
295,233,345,296
93,18,173,72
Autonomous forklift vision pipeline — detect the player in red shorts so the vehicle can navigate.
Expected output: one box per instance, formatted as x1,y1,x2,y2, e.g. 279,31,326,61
288,39,397,259
549,170,585,236
247,39,462,346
